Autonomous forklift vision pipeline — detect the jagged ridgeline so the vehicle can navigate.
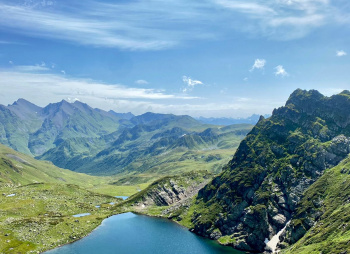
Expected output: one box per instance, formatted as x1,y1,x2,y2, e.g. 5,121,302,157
186,89,350,252
0,98,252,176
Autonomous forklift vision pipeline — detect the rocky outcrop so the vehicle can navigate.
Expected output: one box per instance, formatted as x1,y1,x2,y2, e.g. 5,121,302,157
135,179,187,206
188,89,350,252
129,171,213,211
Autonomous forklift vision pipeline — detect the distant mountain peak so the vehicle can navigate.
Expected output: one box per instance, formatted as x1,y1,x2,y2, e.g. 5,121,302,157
108,110,135,120
10,98,40,108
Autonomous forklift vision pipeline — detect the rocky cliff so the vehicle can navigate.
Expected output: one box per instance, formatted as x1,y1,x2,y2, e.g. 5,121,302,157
183,89,350,252
124,171,214,219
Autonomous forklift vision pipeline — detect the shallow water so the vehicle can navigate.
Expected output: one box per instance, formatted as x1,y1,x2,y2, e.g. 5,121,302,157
46,212,243,254
72,213,91,218
115,196,128,200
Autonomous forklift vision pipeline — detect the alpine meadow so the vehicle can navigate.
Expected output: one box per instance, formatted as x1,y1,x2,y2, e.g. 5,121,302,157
1,0,350,254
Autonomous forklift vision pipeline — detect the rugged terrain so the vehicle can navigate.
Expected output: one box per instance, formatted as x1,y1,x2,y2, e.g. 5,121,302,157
143,89,350,253
0,99,252,176
3,89,350,254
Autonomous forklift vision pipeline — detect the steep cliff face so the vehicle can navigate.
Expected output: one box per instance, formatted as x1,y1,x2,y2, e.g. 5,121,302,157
279,156,350,253
188,89,350,252
128,171,213,209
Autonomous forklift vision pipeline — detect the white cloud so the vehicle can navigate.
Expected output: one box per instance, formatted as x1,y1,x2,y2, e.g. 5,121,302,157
214,0,275,15
274,65,289,77
61,70,66,75
135,80,149,85
183,76,203,87
9,61,13,65
0,69,195,105
13,65,50,72
0,67,286,118
0,0,343,51
0,2,211,50
243,77,248,81
336,50,347,57
250,59,266,71
213,0,331,40
0,68,208,116
182,76,203,92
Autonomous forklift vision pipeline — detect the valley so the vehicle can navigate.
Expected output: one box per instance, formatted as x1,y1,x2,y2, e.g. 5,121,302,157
1,89,350,253
0,99,251,253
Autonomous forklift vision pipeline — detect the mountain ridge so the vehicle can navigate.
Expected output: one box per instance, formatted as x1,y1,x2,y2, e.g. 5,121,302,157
0,99,253,176
161,89,350,253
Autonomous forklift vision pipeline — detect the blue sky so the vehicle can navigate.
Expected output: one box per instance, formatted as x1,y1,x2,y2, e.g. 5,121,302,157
0,0,350,117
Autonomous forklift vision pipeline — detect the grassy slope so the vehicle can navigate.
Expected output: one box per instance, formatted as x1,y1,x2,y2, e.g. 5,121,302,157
282,157,350,254
0,144,148,253
43,123,252,176
0,143,104,187
0,143,152,197
0,183,121,254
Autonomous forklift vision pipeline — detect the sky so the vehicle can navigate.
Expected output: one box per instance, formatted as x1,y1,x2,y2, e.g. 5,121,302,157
0,0,350,117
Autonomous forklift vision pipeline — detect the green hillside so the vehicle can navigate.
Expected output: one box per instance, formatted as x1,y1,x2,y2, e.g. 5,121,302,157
1,99,122,157
280,156,350,253
166,89,350,253
0,143,103,187
0,143,132,253
0,99,252,177
39,123,252,175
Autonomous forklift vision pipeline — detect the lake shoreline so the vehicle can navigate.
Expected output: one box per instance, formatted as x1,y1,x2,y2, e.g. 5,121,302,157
44,212,243,254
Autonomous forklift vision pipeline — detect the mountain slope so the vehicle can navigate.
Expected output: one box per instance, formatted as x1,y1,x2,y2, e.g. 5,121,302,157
0,99,122,156
28,100,121,155
0,143,107,187
177,89,350,252
0,143,125,253
39,122,253,175
0,99,252,176
279,156,350,253
0,105,33,155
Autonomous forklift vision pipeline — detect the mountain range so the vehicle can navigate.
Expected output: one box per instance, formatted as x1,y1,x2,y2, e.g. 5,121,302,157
0,99,252,176
196,114,271,126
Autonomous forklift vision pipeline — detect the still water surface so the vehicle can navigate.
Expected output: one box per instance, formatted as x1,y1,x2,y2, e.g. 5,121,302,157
45,212,243,254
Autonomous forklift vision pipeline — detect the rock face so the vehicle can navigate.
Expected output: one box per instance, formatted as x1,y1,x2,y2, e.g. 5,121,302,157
189,89,350,252
131,171,213,210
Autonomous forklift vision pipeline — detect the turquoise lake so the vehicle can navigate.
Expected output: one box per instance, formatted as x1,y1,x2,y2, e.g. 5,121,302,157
45,212,243,254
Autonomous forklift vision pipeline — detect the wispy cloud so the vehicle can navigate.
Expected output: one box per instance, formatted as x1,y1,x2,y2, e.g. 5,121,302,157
0,66,285,117
336,50,347,57
0,0,344,50
182,76,204,92
274,65,289,77
135,80,149,85
13,64,50,72
250,59,266,71
0,68,195,107
0,1,211,50
213,0,330,39
214,0,275,15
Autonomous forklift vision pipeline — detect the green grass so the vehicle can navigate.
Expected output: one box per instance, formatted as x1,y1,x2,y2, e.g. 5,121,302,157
0,143,155,253
218,235,236,245
91,183,150,196
0,183,122,254
282,157,350,254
